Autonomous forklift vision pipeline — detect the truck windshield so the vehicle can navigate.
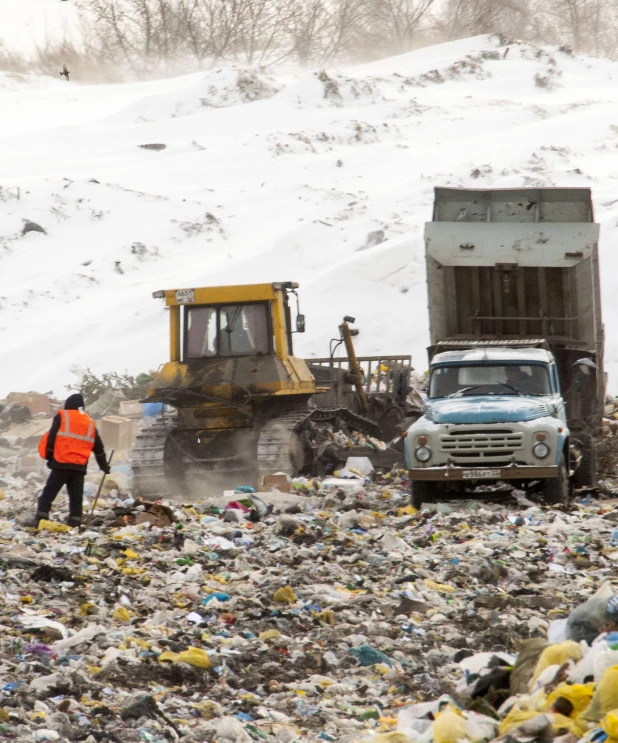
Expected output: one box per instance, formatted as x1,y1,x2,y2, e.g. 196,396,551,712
185,303,270,358
430,364,551,398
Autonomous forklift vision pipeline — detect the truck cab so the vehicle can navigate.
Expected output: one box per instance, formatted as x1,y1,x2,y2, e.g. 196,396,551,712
405,343,571,506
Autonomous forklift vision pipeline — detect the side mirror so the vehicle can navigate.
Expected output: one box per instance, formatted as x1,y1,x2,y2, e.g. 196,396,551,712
296,314,306,333
573,358,597,378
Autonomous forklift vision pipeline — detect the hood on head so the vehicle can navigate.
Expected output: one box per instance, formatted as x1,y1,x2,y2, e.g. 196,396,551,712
64,393,85,410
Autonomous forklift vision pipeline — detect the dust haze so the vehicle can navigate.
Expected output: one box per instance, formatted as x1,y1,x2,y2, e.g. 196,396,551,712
2,1,617,83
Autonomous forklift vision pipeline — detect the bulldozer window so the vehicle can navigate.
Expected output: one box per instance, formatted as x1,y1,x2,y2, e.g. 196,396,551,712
185,303,269,358
186,306,217,357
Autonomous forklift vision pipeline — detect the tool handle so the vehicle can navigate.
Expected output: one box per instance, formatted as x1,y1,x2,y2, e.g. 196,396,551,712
82,449,115,531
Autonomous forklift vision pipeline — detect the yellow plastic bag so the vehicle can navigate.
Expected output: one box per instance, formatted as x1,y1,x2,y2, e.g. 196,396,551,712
273,586,297,604
499,709,543,736
371,734,412,743
545,682,595,717
112,606,133,622
259,629,282,641
550,712,585,738
433,705,467,743
585,665,618,722
313,610,334,625
531,641,582,686
37,519,71,533
423,579,456,594
601,709,618,740
159,646,211,669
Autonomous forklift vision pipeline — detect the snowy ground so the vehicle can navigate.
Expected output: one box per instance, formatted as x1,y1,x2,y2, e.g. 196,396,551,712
2,35,618,395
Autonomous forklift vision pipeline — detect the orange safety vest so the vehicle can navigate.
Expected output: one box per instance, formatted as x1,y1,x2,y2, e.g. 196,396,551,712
38,410,96,465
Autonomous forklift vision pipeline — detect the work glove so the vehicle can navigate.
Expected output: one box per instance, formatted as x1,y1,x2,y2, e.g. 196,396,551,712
102,466,111,475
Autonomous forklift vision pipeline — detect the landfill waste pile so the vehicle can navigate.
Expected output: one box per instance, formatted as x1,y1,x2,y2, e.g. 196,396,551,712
0,454,618,743
601,396,618,438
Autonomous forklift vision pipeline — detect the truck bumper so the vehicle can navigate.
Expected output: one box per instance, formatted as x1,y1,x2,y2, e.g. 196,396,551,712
409,465,559,481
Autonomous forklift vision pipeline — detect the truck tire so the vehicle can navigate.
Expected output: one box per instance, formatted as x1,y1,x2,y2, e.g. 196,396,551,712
410,480,435,510
571,434,596,489
544,454,570,506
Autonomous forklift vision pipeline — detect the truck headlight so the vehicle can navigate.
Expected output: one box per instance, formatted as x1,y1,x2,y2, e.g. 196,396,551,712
533,442,550,459
415,446,431,462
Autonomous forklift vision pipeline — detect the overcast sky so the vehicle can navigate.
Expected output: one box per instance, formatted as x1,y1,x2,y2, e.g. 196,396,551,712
0,0,78,54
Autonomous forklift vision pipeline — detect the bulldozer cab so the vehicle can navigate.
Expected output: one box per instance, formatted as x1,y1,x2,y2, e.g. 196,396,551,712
154,282,304,364
147,282,316,408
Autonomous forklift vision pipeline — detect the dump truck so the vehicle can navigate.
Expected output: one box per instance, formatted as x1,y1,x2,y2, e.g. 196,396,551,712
405,187,604,507
132,282,418,498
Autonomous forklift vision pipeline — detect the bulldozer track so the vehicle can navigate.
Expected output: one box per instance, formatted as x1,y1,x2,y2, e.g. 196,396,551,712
257,411,311,478
256,406,382,479
132,407,384,498
131,417,175,500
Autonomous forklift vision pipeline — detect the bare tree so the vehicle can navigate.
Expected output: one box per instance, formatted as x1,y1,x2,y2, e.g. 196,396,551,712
438,0,531,40
282,0,331,65
6,0,618,82
367,0,437,56
543,0,618,56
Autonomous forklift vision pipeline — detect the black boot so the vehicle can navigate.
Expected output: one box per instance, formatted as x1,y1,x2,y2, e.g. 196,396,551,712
66,515,82,528
24,510,49,528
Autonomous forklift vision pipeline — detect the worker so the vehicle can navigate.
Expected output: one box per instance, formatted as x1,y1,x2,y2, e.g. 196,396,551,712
505,366,542,395
26,393,110,528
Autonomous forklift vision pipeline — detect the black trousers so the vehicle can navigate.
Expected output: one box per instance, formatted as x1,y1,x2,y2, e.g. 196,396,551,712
38,469,85,517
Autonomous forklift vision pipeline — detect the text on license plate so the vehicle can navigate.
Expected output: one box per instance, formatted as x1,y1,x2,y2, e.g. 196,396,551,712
462,469,501,480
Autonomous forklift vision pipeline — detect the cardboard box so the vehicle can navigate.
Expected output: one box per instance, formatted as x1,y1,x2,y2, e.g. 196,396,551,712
118,401,143,441
15,453,47,475
119,400,143,418
6,392,52,416
257,474,291,493
4,419,52,448
99,415,134,451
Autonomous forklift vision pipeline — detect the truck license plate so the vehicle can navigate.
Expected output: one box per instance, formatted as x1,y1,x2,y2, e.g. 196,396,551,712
462,469,501,480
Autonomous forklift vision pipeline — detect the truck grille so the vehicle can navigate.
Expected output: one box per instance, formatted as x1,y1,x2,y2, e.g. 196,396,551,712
440,428,523,463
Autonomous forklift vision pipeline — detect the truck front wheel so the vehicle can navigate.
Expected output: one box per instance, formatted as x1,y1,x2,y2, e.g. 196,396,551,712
544,454,570,506
410,480,435,510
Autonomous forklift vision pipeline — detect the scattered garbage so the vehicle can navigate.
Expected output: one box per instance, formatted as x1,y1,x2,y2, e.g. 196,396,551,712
0,425,617,741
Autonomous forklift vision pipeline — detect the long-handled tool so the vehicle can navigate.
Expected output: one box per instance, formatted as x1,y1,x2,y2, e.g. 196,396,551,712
81,449,114,533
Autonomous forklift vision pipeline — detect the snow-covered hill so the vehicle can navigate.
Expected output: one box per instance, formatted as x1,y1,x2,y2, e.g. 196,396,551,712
2,35,618,395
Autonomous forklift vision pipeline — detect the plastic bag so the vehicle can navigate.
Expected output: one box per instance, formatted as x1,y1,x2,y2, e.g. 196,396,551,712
567,581,615,645
601,709,618,741
531,641,582,686
159,646,211,669
499,708,544,736
37,520,71,533
371,734,412,743
569,640,618,684
545,682,594,717
348,645,393,667
584,665,618,723
273,586,297,604
433,705,467,743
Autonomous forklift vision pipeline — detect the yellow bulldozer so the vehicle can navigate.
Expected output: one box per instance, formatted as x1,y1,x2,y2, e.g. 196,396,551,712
132,281,419,498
